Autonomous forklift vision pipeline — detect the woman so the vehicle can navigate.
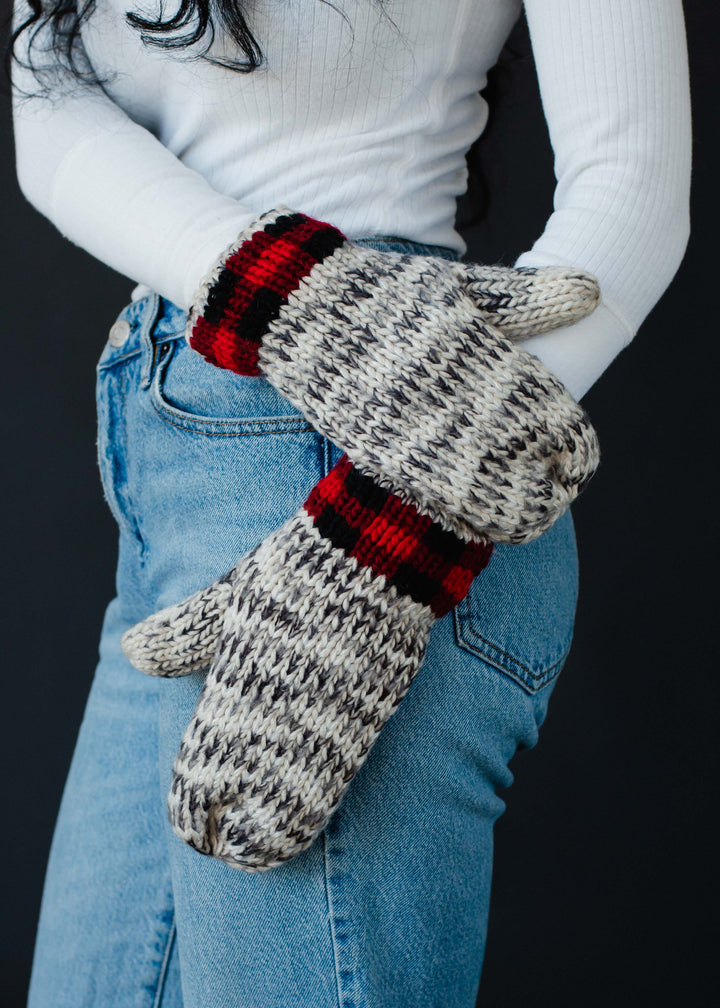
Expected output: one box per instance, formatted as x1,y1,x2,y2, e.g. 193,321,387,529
9,1,690,1005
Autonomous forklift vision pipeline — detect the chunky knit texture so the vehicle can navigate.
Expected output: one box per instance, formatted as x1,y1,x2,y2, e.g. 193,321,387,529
188,210,346,375
122,459,493,870
188,207,601,544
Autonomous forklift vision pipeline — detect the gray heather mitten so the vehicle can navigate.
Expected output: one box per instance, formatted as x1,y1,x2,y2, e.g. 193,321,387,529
187,206,601,544
122,457,493,870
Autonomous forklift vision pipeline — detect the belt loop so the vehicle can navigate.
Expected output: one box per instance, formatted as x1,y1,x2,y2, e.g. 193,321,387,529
139,292,163,389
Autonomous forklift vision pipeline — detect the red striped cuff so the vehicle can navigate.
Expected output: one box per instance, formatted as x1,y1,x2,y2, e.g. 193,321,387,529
188,209,347,375
304,456,493,619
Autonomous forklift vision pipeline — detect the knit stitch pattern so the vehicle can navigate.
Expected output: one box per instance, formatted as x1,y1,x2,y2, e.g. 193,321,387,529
123,462,492,870
187,207,601,544
188,210,345,375
305,455,492,617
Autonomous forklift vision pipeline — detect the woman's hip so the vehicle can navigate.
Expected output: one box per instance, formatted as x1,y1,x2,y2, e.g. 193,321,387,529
86,258,582,1004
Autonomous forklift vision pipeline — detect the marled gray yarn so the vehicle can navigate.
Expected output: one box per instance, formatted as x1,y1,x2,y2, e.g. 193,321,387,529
157,509,435,871
189,206,602,544
126,571,236,677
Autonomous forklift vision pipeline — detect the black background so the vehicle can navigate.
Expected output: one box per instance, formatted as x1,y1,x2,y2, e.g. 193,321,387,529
1,3,717,1005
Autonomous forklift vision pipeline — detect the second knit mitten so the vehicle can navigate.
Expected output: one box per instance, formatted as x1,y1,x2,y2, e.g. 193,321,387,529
122,456,493,870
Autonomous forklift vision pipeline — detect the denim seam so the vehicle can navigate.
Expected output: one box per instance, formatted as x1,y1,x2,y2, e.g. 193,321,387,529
128,389,151,572
462,601,572,679
352,237,459,258
97,332,187,374
152,913,177,1008
96,362,149,565
452,605,571,694
120,356,151,570
322,830,366,1008
322,435,334,478
140,293,165,389
322,831,345,1008
150,403,314,437
97,346,143,371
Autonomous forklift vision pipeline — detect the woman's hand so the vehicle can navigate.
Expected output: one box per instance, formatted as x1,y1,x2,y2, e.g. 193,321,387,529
123,457,493,871
187,207,601,545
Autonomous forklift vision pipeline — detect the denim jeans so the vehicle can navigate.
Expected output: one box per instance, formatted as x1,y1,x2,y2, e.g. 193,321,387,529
26,237,579,1008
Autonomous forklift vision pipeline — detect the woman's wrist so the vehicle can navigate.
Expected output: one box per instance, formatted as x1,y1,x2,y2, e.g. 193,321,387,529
304,455,493,619
186,206,346,373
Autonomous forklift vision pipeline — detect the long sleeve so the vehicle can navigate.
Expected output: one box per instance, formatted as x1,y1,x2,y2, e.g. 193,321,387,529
514,0,691,400
10,3,257,310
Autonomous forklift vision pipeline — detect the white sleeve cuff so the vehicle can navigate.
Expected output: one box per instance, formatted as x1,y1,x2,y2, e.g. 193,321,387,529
514,299,633,402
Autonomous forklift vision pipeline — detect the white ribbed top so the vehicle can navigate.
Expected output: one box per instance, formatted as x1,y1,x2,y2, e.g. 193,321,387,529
11,0,691,398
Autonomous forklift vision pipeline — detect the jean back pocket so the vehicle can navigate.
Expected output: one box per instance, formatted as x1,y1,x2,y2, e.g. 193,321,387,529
452,510,579,694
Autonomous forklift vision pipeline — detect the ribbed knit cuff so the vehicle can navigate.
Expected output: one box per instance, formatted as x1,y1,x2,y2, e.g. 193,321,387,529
304,456,493,618
187,206,347,375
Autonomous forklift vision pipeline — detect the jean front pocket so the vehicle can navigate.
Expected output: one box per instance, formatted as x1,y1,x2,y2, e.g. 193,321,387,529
452,510,579,695
136,329,328,604
150,336,312,437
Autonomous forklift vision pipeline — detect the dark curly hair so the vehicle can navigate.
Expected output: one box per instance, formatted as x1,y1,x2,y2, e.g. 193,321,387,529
5,1,396,94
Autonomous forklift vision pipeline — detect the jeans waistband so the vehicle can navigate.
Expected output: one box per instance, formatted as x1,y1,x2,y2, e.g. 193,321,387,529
352,236,459,259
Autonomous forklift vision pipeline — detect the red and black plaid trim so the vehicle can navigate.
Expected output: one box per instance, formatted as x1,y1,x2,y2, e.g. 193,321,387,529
189,210,347,375
304,456,493,618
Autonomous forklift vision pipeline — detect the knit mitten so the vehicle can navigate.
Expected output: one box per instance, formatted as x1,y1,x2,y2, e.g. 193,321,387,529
122,456,493,870
186,206,601,544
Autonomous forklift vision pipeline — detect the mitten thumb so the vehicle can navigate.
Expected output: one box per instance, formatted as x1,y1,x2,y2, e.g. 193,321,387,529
121,572,234,677
451,262,600,339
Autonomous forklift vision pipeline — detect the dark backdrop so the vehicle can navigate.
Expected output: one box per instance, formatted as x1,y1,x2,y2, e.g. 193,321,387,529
1,3,717,1005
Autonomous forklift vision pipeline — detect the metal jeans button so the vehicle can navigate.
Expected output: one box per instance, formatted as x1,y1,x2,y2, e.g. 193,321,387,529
108,319,131,347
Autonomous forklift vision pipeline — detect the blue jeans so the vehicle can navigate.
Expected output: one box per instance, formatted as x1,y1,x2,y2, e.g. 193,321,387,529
27,238,579,1008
